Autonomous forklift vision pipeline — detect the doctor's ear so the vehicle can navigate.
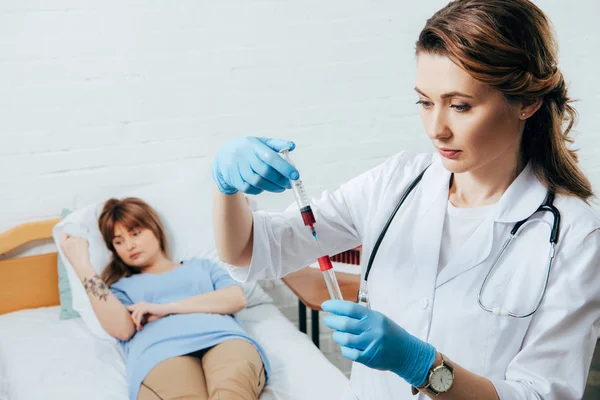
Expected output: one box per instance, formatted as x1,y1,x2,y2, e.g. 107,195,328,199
518,97,543,120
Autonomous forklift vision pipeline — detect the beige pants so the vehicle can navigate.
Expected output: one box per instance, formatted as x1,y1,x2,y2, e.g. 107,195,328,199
138,339,266,400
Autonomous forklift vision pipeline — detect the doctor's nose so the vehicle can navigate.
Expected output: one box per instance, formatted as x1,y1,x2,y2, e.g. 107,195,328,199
427,110,452,141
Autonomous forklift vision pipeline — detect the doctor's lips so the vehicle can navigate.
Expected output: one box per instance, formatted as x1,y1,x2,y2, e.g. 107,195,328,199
438,147,461,159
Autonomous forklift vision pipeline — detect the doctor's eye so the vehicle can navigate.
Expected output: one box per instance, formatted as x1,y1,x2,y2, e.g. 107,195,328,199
416,100,433,109
450,103,471,112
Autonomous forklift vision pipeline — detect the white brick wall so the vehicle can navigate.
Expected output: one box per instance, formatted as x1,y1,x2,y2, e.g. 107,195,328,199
1,0,598,377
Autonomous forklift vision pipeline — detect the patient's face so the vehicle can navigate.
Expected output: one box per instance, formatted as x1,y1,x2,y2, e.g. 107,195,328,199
112,223,163,268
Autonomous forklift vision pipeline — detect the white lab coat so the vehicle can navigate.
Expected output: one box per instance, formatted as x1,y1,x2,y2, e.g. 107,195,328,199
227,152,600,400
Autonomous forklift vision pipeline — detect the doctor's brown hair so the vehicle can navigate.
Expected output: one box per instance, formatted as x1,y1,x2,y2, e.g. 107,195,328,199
98,197,169,286
416,0,592,200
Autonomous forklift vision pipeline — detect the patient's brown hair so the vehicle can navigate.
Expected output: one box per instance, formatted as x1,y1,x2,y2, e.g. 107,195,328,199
98,197,169,286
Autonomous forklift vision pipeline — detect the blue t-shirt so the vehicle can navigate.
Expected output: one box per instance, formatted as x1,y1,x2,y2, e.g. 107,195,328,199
110,258,270,400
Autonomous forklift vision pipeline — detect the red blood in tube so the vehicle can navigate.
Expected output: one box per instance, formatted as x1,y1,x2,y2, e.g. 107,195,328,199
300,206,316,226
317,256,333,271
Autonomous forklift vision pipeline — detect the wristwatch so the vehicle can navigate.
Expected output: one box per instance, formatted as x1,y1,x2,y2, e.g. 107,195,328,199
411,353,454,395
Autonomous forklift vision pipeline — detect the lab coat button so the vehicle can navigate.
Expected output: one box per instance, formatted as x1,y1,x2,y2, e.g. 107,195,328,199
420,298,429,310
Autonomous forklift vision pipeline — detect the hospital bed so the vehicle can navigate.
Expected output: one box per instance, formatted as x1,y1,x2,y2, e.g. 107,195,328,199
0,218,350,400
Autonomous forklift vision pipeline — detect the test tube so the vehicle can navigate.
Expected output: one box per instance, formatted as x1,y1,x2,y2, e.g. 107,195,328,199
319,256,344,300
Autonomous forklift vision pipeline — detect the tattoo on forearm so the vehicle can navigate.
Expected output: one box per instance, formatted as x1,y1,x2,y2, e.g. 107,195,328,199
83,275,109,301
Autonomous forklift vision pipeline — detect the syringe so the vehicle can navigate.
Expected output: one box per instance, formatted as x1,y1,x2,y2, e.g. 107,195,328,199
279,149,343,301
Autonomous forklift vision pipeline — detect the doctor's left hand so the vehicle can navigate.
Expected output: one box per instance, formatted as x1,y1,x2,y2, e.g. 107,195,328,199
322,300,437,388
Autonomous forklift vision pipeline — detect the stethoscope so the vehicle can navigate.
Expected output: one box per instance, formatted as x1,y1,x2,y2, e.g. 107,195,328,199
356,165,561,318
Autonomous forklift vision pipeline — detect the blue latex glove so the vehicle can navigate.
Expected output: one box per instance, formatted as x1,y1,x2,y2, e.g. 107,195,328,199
212,137,300,195
322,300,437,388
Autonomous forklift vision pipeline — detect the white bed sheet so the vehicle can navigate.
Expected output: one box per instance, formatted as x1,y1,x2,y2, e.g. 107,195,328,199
0,304,349,400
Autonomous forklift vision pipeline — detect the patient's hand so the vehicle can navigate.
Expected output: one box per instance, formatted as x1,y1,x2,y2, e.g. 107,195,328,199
127,302,170,331
59,233,91,269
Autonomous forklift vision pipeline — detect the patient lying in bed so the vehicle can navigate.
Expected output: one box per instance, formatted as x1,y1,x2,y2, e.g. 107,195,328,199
59,197,269,400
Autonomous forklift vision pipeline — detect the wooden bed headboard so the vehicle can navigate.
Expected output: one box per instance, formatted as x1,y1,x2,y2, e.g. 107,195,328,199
0,218,61,315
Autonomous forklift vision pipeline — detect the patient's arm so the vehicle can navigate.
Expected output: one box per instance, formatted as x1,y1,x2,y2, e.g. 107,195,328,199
212,187,254,267
59,233,136,341
127,286,247,330
167,285,247,315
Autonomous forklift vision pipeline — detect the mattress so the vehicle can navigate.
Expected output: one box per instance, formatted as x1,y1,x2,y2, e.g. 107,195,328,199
0,304,349,400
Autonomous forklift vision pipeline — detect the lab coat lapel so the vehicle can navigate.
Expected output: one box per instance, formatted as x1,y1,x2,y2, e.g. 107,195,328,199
494,163,547,224
434,163,547,288
411,157,451,290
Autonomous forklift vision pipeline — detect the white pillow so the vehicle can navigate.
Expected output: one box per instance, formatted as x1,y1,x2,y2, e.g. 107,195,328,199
52,166,271,341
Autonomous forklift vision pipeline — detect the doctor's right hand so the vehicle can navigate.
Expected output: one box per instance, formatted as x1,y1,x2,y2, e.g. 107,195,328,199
212,137,300,195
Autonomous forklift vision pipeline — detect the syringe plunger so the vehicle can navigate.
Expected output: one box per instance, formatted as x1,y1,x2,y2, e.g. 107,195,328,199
279,149,311,210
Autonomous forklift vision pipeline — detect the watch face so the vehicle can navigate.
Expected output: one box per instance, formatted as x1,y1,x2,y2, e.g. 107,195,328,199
430,366,454,392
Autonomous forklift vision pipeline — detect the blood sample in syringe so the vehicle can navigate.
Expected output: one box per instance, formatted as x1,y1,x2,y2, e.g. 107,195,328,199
299,206,318,238
300,206,316,226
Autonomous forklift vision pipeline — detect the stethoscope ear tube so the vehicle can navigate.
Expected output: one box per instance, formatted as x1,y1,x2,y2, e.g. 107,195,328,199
357,165,431,306
511,191,560,244
363,165,431,282
542,192,560,244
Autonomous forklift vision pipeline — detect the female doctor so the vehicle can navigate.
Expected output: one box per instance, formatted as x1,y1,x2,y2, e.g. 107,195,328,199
211,0,600,399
